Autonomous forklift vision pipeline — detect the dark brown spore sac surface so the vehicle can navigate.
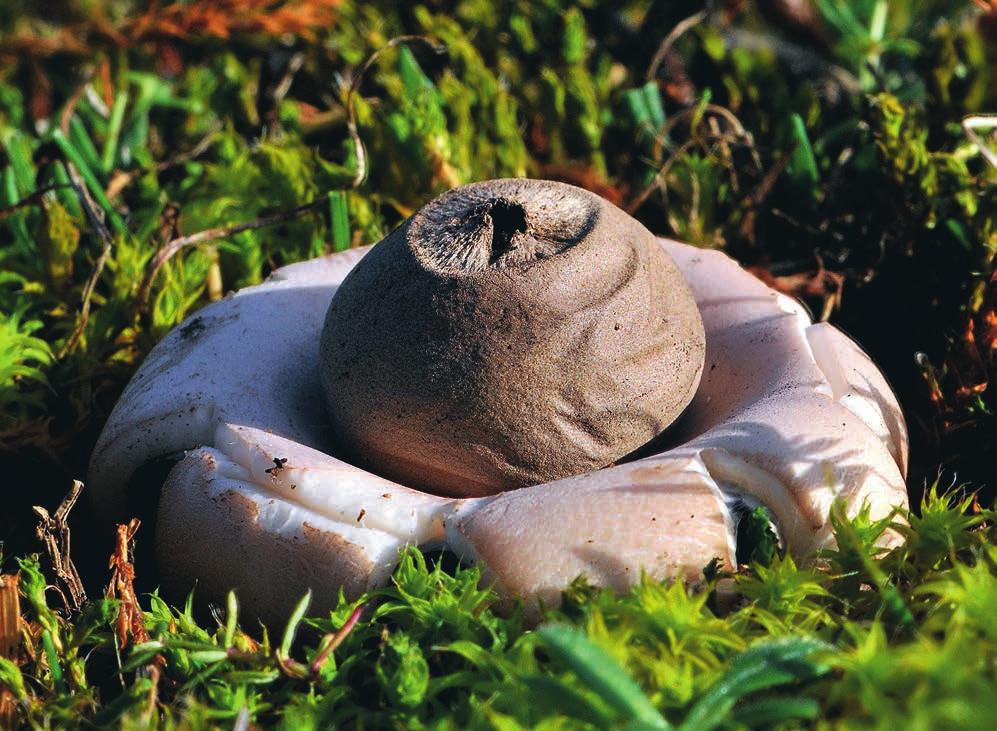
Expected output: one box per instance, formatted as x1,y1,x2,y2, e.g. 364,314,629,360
320,179,705,497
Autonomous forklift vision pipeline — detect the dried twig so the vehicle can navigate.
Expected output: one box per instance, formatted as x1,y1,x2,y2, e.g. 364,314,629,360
0,575,19,660
738,143,796,242
309,603,365,676
233,707,251,731
626,101,760,215
626,139,698,214
135,197,327,314
105,126,221,201
346,35,446,189
963,114,997,168
33,480,87,615
0,184,70,221
59,78,92,136
58,161,115,359
271,51,306,111
106,518,148,649
646,8,709,82
104,518,164,701
749,254,845,321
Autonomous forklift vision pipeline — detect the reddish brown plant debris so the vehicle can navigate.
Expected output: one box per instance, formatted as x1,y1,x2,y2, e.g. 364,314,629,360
106,518,149,649
539,165,626,206
33,481,87,615
747,259,844,321
1,0,339,61
0,573,19,727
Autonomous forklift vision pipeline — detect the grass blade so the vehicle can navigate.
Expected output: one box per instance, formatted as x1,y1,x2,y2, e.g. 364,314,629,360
679,637,832,731
731,696,821,726
280,590,311,659
0,657,26,701
641,80,666,131
537,623,670,729
48,161,83,217
101,90,129,174
328,190,351,251
223,590,238,648
41,630,65,692
68,116,104,178
868,0,888,42
522,674,616,727
51,128,128,237
789,113,820,188
1,166,33,252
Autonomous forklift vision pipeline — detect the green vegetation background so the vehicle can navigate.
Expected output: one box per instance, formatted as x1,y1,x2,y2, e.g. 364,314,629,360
0,0,994,727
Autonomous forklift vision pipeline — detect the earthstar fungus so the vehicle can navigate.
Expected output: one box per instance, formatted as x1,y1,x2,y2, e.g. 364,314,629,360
88,179,909,622
320,179,706,497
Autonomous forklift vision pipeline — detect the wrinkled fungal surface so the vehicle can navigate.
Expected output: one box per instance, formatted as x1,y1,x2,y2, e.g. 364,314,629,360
320,179,706,497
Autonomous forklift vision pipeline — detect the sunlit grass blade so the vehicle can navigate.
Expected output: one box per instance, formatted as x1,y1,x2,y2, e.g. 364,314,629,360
41,630,65,692
868,0,888,43
274,590,312,679
223,590,238,648
329,190,351,251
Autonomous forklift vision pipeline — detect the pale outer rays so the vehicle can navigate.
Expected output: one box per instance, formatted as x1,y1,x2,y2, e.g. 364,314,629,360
88,204,908,623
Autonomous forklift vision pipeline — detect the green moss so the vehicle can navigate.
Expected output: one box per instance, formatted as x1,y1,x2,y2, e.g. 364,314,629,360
3,493,994,728
0,0,994,725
